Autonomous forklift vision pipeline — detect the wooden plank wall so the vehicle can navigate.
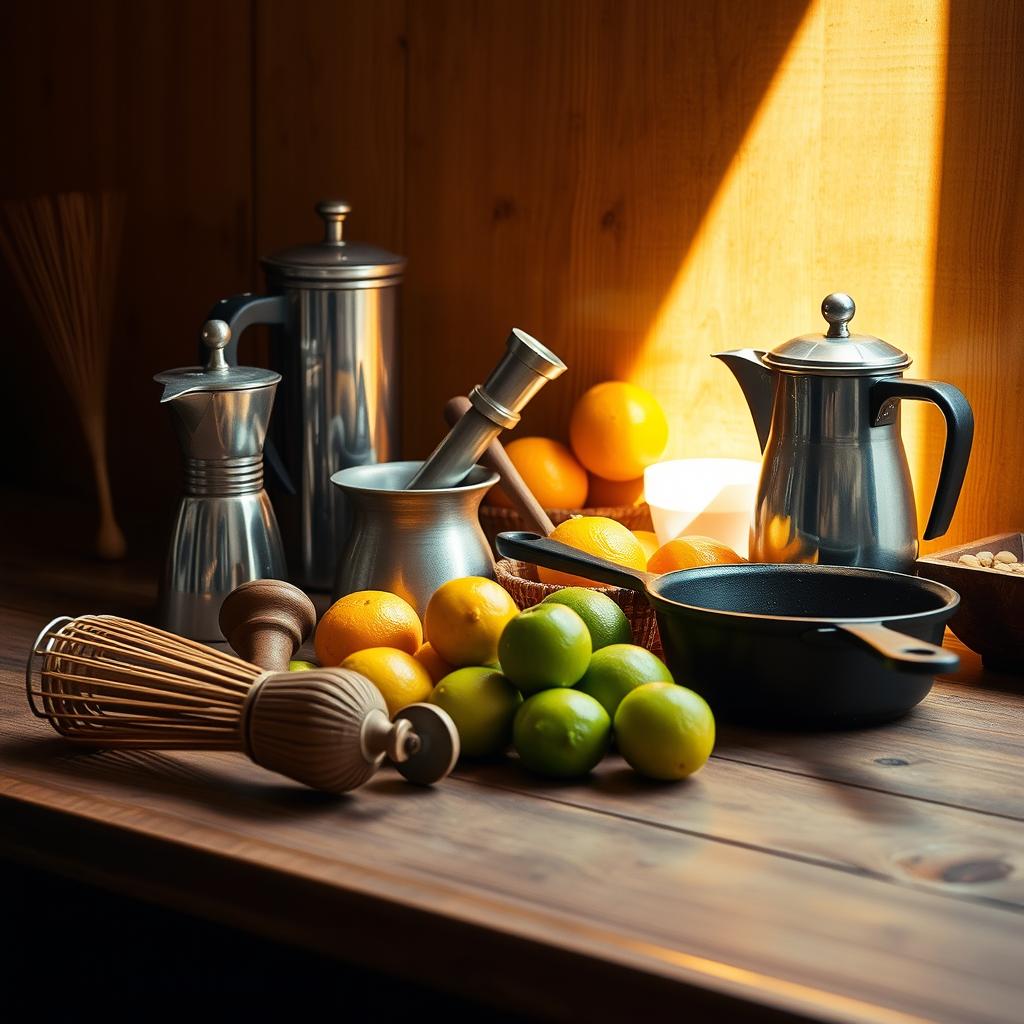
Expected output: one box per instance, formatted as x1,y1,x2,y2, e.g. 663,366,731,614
0,0,1020,554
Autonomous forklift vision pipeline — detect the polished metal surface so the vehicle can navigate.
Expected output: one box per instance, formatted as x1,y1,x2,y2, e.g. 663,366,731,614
156,329,287,642
204,199,405,589
763,293,911,375
407,329,566,490
748,374,920,571
332,461,498,616
261,199,406,284
714,292,972,573
156,321,280,402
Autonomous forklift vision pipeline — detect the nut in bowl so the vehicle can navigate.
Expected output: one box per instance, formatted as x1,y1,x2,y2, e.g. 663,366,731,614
917,532,1024,674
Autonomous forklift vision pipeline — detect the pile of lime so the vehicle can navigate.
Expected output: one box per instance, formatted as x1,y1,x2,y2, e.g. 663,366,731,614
427,584,715,782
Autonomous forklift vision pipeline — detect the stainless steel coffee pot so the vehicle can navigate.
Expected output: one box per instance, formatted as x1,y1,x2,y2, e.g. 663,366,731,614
155,321,286,641
713,293,974,572
203,200,405,589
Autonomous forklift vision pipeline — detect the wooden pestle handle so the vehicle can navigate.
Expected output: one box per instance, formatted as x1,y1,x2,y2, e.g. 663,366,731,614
219,580,318,671
444,395,555,536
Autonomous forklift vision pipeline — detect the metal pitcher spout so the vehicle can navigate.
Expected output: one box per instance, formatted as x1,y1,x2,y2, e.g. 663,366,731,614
711,349,775,453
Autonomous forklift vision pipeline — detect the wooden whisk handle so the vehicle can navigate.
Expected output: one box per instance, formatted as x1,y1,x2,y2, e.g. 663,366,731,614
219,580,317,671
444,395,555,536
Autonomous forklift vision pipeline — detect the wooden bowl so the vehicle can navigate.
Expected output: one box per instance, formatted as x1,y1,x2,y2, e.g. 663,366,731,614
917,532,1024,674
480,503,654,551
495,558,662,655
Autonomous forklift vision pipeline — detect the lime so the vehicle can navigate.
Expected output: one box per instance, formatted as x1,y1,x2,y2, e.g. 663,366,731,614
428,667,522,758
576,644,673,718
288,660,317,671
513,688,610,778
541,587,631,651
498,604,592,694
614,682,715,780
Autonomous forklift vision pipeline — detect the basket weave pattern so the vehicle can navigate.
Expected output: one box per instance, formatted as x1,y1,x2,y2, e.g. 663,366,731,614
495,558,662,655
480,502,654,550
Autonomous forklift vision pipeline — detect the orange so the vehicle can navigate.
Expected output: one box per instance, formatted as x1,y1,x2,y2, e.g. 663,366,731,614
632,530,661,563
424,576,519,667
538,516,648,588
586,473,645,508
569,382,669,481
314,590,422,667
647,535,746,574
414,641,454,684
486,437,588,510
340,647,433,717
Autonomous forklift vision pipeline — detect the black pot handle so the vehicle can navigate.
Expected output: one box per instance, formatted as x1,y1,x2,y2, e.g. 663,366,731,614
495,532,657,594
829,621,959,674
870,378,974,540
198,293,289,365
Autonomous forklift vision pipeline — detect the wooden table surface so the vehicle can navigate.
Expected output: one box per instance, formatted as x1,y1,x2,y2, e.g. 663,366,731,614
1,527,1022,1022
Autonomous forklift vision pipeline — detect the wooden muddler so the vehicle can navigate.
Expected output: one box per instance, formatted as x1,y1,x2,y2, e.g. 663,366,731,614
218,579,317,671
444,395,555,536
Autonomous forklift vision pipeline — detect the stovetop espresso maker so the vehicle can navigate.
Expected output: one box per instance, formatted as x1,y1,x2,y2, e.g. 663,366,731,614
202,200,406,589
714,293,974,572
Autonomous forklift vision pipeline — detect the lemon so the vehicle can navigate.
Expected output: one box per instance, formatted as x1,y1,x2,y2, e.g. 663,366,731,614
576,644,673,718
340,647,433,717
288,660,317,671
614,682,715,780
424,577,519,667
513,688,610,778
428,667,522,758
498,604,592,694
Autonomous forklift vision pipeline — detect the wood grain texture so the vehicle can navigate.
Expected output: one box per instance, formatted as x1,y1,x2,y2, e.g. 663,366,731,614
3,544,1024,1019
0,0,253,538
253,0,406,264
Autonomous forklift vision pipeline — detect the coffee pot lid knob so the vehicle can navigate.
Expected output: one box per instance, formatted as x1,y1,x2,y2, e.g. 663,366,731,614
822,293,856,338
316,199,352,244
200,319,232,371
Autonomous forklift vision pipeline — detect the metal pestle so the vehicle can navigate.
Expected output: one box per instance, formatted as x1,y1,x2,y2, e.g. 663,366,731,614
406,329,567,490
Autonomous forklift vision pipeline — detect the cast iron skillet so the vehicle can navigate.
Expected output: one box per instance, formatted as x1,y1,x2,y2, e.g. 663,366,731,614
496,532,961,728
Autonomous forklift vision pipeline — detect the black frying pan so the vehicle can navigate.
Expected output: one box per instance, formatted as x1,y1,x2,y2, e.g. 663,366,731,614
496,532,961,728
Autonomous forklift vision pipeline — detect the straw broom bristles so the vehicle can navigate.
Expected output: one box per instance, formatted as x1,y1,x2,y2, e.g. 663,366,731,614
0,191,127,558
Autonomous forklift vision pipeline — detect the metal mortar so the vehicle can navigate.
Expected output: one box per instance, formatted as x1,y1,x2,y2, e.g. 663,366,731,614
331,461,499,616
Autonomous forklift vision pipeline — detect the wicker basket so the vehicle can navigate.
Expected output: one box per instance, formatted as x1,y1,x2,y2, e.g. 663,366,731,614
495,558,662,654
480,502,654,551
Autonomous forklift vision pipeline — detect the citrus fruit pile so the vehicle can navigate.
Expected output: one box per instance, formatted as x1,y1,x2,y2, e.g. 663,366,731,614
485,380,668,511
304,576,714,784
496,588,714,780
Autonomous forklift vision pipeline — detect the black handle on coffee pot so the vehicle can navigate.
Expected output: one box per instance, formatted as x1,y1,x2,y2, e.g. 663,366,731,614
198,293,288,365
870,379,974,540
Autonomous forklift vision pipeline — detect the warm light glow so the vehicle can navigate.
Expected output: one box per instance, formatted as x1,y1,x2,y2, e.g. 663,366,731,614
645,459,761,555
630,0,951,529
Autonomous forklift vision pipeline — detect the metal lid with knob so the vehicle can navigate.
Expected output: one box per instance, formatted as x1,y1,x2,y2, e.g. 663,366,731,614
260,199,407,284
763,293,912,375
154,320,282,402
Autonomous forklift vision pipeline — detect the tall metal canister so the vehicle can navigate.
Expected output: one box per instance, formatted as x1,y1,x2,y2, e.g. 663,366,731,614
202,200,405,589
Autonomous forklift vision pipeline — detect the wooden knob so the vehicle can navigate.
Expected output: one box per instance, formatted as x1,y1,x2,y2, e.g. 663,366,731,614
445,395,555,536
219,579,317,671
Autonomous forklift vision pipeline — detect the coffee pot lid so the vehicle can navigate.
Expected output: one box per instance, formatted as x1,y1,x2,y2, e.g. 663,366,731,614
261,200,407,284
154,321,281,402
764,294,912,374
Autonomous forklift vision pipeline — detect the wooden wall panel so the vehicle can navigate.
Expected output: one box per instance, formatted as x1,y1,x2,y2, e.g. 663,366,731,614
0,0,253,538
1,0,1022,557
253,0,406,262
926,0,1024,547
401,0,811,457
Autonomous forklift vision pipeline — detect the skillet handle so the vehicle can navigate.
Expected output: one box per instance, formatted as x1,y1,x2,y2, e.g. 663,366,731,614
831,622,959,674
495,532,657,594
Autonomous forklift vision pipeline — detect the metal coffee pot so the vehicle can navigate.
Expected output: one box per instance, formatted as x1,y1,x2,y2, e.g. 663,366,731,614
202,200,405,589
155,321,286,641
713,293,974,572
